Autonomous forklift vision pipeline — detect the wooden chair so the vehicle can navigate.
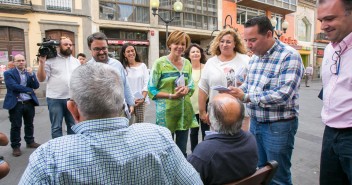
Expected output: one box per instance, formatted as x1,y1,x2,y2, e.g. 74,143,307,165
226,160,278,185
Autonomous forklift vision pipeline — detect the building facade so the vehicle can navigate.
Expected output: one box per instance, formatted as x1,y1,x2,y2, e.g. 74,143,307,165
0,0,92,67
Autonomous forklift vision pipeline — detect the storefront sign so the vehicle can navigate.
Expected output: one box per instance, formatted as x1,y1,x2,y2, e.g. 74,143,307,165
317,49,324,57
108,40,150,46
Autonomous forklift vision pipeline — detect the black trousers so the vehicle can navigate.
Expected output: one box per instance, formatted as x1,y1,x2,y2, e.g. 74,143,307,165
9,101,35,149
190,114,210,152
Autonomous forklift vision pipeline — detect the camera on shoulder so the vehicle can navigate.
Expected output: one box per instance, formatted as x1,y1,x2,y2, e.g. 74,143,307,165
36,38,60,59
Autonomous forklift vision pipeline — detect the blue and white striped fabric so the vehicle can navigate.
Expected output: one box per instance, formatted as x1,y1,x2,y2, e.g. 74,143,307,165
19,117,202,185
241,40,304,122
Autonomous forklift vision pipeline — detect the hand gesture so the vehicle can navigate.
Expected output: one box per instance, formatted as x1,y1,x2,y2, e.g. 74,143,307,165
38,56,47,65
134,98,144,107
26,67,33,75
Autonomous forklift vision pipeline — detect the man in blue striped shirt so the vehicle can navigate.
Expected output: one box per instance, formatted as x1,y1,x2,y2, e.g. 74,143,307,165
19,63,202,185
227,16,304,185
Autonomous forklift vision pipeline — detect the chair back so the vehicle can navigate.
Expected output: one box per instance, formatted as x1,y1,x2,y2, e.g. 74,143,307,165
226,160,278,185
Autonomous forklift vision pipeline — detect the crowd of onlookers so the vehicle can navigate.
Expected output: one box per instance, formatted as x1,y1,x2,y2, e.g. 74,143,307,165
0,0,352,184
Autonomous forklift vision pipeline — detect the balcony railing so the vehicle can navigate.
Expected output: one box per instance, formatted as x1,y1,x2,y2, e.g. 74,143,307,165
0,0,31,5
0,0,32,13
235,0,297,15
46,0,72,12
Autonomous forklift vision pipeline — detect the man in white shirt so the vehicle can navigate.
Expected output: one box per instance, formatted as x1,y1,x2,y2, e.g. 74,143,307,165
37,36,80,138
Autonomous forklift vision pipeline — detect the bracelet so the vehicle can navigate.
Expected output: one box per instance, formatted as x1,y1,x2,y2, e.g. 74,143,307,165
168,94,172,99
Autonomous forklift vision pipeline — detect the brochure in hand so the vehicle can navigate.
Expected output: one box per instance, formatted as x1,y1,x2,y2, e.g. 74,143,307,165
175,74,185,87
211,85,231,91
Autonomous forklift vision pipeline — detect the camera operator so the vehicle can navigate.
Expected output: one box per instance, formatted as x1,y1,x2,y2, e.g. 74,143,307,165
37,36,80,139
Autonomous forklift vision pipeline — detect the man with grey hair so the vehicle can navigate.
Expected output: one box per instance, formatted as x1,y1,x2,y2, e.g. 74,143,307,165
19,63,202,184
187,94,258,185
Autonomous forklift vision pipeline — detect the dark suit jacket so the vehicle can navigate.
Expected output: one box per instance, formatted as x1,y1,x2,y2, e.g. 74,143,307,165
3,68,40,110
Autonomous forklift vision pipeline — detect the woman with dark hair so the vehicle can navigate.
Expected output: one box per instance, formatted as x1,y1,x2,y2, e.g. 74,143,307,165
148,30,198,157
184,43,209,152
120,43,149,124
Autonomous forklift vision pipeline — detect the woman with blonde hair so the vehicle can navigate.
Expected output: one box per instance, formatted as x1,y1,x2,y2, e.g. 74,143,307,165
198,29,250,131
148,30,198,157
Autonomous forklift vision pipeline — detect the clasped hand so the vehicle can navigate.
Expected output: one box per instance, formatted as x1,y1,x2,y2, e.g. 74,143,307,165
174,86,189,99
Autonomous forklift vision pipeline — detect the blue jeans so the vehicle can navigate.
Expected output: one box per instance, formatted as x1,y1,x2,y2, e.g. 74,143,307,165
9,101,35,148
47,98,75,138
320,126,352,185
250,117,298,185
172,130,189,157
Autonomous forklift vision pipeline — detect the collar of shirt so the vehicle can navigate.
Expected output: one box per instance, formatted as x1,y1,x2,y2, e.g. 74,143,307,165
16,67,26,74
332,32,352,53
72,117,129,134
260,39,280,58
205,130,245,141
88,57,112,64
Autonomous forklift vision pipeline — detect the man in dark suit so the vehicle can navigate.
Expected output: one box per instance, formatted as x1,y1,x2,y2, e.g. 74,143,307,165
3,54,41,157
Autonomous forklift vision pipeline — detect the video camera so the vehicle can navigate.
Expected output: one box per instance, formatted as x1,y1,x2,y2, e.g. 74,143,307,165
36,38,60,59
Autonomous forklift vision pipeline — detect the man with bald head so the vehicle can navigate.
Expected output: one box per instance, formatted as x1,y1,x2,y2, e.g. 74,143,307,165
3,54,40,157
187,94,258,184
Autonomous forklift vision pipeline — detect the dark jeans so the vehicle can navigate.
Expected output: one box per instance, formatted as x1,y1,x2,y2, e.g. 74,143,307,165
190,114,210,152
320,126,352,185
172,130,189,157
9,101,35,149
47,98,75,138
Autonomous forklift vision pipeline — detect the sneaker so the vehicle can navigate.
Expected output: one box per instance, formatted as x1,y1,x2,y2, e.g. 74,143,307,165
12,148,22,157
26,142,41,148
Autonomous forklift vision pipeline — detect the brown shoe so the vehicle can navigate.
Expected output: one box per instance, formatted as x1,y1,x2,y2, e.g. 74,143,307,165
12,148,22,157
26,142,41,148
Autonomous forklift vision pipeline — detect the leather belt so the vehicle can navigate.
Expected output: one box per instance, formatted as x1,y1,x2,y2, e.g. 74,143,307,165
18,100,33,105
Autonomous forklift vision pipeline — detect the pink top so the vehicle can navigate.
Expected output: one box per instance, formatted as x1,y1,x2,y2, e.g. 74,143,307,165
321,32,352,128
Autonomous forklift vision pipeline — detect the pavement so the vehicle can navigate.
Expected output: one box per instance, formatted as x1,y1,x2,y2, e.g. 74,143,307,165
0,80,324,185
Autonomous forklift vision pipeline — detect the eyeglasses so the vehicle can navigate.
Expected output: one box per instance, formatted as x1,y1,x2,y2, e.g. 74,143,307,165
330,50,341,75
62,43,73,47
92,47,108,52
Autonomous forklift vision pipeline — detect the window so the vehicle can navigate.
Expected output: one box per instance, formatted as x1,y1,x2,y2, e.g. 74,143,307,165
99,0,150,23
46,0,72,12
297,17,311,42
236,6,265,25
158,0,218,30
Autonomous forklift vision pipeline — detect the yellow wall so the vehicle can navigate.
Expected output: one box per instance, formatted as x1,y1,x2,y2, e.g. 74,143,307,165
0,13,85,67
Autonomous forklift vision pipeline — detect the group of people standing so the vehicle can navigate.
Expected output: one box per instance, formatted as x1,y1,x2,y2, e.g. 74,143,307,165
3,0,352,183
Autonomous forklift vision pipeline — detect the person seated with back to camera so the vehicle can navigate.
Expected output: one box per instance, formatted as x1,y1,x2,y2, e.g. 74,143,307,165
19,63,202,185
188,93,258,185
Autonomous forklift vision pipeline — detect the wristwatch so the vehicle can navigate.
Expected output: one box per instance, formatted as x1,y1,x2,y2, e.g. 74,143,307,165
242,94,249,102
